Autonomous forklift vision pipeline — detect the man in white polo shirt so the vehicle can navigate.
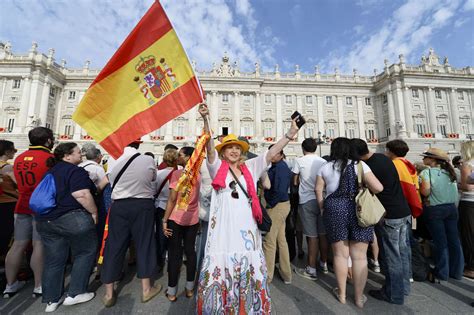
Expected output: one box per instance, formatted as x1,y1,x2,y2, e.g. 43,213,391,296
292,138,328,280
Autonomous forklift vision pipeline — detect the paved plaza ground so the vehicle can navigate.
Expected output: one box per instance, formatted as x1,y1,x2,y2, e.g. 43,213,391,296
1,256,473,315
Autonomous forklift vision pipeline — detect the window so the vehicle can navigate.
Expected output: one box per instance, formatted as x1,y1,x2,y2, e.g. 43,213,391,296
365,97,371,105
327,128,335,138
176,121,185,136
439,124,447,136
386,128,391,137
68,91,76,100
263,123,273,138
306,96,313,104
458,91,464,100
64,125,72,136
12,79,21,89
346,129,355,138
304,124,315,138
382,94,388,103
222,93,229,103
326,96,333,105
45,123,51,129
416,123,426,135
435,90,442,99
49,88,55,98
240,123,253,137
243,94,250,104
460,118,470,134
10,96,19,102
346,97,353,106
367,129,375,139
264,94,271,103
7,118,14,132
412,89,419,98
285,95,292,104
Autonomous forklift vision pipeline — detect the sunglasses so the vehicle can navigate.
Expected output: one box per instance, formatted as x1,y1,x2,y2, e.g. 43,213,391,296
229,180,239,199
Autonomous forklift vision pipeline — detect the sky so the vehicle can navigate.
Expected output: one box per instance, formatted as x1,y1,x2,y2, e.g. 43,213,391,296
1,0,473,75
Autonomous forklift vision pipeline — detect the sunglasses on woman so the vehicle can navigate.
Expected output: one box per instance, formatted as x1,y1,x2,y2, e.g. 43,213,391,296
229,180,239,199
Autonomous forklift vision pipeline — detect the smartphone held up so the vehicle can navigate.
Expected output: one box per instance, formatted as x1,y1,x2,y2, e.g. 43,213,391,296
291,111,306,129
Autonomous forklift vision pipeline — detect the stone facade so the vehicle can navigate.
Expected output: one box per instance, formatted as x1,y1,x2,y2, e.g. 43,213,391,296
0,42,473,162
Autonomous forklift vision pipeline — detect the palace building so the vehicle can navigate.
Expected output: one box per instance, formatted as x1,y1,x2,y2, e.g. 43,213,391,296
0,42,473,161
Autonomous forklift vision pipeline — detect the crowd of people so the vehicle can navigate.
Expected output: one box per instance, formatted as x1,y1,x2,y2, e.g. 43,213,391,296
0,103,473,313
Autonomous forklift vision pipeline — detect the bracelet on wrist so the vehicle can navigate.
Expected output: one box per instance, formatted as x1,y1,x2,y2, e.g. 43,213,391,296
285,133,294,141
162,219,168,224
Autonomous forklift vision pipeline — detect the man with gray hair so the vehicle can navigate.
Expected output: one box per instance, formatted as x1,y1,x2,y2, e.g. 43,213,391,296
79,145,106,188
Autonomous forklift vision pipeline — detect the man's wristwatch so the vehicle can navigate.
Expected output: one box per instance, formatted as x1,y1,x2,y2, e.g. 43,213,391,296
285,133,294,140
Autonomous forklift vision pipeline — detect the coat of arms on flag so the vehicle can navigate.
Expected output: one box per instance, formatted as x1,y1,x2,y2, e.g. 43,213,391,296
134,56,180,105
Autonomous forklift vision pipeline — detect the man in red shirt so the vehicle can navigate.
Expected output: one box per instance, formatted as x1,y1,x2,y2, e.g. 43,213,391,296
3,127,54,298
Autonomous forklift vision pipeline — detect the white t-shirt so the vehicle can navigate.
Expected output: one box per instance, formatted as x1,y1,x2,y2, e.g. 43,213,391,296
79,160,106,188
317,160,371,196
153,167,175,209
292,154,327,204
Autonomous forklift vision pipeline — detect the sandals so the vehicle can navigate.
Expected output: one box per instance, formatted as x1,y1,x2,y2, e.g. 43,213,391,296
355,294,368,308
165,290,177,302
185,288,194,298
332,287,346,304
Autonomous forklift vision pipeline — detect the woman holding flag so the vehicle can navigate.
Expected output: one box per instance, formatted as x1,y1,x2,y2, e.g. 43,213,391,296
162,146,202,301
196,103,300,314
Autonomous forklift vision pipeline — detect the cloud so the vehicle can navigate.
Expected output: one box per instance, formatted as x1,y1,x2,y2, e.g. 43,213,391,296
320,0,463,74
0,0,277,71
463,0,474,11
454,17,470,27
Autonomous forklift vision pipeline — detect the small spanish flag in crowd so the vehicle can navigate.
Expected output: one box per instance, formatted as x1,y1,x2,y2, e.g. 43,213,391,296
393,158,423,218
73,1,204,158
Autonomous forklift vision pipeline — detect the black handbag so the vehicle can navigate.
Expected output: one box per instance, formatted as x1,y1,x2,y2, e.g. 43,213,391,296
229,168,272,232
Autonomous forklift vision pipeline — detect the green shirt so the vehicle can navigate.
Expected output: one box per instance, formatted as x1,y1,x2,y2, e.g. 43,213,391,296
420,167,458,206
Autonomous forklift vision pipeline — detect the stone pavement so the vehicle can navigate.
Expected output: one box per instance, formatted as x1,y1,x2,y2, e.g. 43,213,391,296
1,256,473,315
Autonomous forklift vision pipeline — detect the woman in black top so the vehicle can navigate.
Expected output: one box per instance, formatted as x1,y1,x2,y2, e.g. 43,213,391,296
36,143,98,312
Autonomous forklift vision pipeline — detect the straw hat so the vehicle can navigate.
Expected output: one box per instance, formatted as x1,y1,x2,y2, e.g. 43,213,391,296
420,148,449,162
215,134,249,153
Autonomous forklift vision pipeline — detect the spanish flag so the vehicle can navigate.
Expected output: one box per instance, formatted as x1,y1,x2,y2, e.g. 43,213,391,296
73,1,204,158
393,158,423,218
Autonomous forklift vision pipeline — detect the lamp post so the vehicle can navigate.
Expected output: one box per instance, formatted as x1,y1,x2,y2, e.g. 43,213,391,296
317,131,323,156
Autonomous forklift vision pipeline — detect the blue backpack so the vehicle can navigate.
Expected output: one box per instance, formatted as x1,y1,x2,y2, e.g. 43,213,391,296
29,173,57,215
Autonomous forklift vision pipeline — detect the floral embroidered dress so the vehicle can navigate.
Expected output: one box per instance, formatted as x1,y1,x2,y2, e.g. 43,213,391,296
197,151,271,314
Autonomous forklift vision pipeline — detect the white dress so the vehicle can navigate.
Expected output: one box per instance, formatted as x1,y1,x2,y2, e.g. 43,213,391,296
197,151,271,314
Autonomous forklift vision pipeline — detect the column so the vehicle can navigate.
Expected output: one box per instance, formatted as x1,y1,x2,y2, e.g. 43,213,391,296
188,105,197,138
387,90,396,139
296,94,303,140
27,77,40,123
17,76,32,132
449,88,460,134
255,92,262,139
336,95,344,137
164,120,173,141
276,94,283,137
38,80,51,127
72,91,84,140
394,87,407,137
0,78,7,110
375,96,385,138
233,92,240,135
425,87,439,137
54,89,64,135
403,86,416,138
356,96,365,139
210,91,218,134
317,95,324,134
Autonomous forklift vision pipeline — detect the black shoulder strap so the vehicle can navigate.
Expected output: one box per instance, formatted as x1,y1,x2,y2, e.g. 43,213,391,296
111,153,140,191
229,167,250,200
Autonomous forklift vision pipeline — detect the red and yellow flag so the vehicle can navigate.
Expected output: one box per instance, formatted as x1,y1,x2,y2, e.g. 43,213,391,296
393,158,423,218
73,1,203,158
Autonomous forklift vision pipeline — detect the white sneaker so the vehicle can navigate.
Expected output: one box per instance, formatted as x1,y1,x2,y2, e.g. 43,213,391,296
369,258,381,273
63,292,95,306
319,262,329,274
295,266,318,281
45,297,64,313
33,286,42,298
3,281,25,298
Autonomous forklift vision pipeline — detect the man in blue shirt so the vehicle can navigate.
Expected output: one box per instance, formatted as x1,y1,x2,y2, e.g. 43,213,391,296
263,145,292,284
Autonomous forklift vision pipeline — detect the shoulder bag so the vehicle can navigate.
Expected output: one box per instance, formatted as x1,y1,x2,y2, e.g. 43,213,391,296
111,153,141,191
355,162,386,227
228,167,272,232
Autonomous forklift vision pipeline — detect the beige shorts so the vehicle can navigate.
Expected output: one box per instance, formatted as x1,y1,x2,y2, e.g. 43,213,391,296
14,214,41,241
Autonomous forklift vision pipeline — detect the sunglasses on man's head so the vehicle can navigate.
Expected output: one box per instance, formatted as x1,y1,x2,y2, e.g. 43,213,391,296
229,180,239,199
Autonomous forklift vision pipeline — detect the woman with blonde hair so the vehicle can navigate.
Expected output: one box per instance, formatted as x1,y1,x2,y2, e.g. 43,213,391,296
196,103,300,314
459,141,474,279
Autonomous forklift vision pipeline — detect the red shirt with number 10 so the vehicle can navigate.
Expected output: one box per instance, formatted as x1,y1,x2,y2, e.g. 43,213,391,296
13,146,52,215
